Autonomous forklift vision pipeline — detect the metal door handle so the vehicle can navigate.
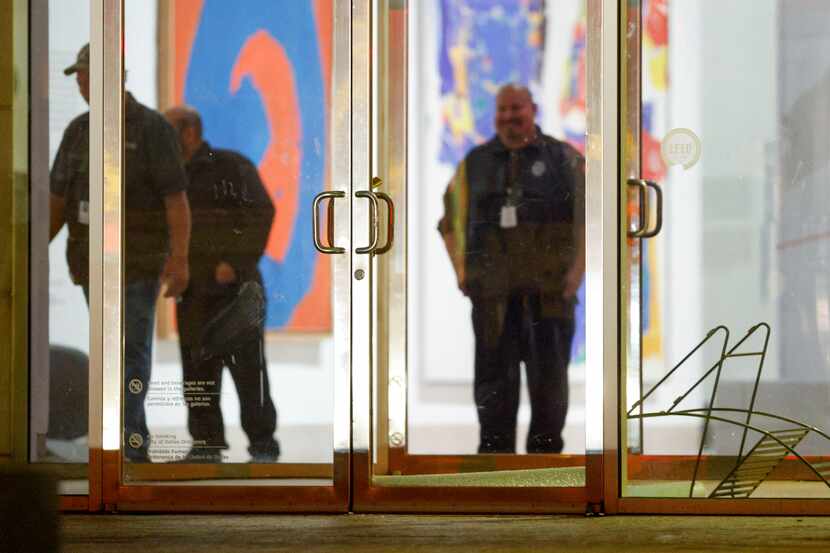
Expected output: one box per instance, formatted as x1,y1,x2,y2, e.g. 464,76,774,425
627,178,649,237
312,190,345,254
374,191,395,255
326,193,336,248
355,190,379,254
640,180,663,238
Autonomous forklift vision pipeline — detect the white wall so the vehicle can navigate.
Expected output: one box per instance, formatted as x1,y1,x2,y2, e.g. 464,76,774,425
642,0,782,454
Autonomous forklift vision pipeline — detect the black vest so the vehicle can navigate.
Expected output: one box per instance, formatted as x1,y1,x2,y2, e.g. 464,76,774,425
463,134,582,302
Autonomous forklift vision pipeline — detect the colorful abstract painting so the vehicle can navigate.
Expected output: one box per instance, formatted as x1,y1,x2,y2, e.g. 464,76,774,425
438,0,546,165
437,0,668,362
558,3,587,153
437,0,597,361
174,0,332,332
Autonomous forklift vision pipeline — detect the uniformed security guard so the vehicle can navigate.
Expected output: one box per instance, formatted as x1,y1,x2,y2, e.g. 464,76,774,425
165,106,280,463
49,44,191,463
438,84,585,454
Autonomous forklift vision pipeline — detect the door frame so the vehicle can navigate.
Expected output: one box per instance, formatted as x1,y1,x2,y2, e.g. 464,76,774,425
86,0,830,516
350,0,615,514
94,0,351,512
610,0,830,516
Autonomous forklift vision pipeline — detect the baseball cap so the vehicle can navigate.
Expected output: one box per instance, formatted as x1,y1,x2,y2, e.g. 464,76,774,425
63,43,89,76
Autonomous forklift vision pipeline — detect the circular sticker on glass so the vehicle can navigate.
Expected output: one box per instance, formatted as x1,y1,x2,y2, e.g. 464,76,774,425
128,433,144,449
128,378,143,395
661,128,701,170
531,160,546,177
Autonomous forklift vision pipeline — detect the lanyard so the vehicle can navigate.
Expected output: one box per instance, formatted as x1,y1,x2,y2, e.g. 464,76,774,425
505,150,523,206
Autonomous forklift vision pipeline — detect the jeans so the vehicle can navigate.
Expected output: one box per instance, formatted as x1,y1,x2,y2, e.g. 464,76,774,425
122,280,160,461
82,279,159,461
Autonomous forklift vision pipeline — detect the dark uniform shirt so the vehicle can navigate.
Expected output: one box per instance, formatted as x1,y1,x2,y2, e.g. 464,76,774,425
439,129,585,315
50,93,187,284
184,142,275,286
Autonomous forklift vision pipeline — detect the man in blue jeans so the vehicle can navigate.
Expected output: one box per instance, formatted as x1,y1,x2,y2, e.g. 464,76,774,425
49,44,192,462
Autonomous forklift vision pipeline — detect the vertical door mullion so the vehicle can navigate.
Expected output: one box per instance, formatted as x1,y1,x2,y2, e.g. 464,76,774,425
585,0,620,514
614,0,642,508
331,0,354,505
90,0,123,506
88,0,104,509
351,0,373,488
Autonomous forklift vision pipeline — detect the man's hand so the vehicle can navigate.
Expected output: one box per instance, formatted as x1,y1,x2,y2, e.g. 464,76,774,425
562,265,583,300
162,191,191,298
162,254,190,298
458,278,469,296
215,261,237,285
49,194,66,242
454,261,469,296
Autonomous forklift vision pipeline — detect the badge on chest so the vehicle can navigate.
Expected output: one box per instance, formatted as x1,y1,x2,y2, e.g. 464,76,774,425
500,204,518,229
78,201,90,226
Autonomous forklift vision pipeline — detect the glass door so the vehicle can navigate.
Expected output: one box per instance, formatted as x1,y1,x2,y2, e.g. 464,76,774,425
619,0,830,514
99,0,351,511
5,0,101,511
354,0,610,513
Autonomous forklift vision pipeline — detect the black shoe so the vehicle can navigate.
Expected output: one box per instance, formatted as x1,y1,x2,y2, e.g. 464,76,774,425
477,433,516,454
526,433,563,454
248,440,280,463
174,448,223,463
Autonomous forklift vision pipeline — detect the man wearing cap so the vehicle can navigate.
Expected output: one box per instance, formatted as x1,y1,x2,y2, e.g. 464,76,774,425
438,84,585,454
164,105,280,463
49,44,192,463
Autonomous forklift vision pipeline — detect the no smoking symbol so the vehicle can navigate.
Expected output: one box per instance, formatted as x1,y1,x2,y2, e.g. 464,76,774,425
128,433,144,449
128,378,143,394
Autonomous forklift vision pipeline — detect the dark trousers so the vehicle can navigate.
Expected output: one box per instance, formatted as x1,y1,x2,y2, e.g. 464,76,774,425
176,284,278,457
472,292,575,454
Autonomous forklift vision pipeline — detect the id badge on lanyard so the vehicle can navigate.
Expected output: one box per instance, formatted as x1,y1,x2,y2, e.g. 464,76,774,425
500,151,520,229
500,204,517,228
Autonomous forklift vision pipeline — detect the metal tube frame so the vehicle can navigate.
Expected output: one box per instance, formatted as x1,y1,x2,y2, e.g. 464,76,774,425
89,0,113,510
588,0,620,514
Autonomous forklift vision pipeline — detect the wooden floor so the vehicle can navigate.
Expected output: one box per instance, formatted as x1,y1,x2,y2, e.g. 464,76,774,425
59,514,830,552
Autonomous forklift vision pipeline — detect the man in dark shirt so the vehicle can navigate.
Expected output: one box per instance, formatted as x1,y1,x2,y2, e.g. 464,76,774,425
49,44,192,462
438,84,585,454
165,106,280,463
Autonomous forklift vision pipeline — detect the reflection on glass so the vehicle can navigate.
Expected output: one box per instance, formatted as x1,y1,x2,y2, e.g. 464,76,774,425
119,72,191,465
121,1,334,476
624,0,830,499
374,0,588,488
164,106,279,464
410,0,587,456
437,84,585,454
